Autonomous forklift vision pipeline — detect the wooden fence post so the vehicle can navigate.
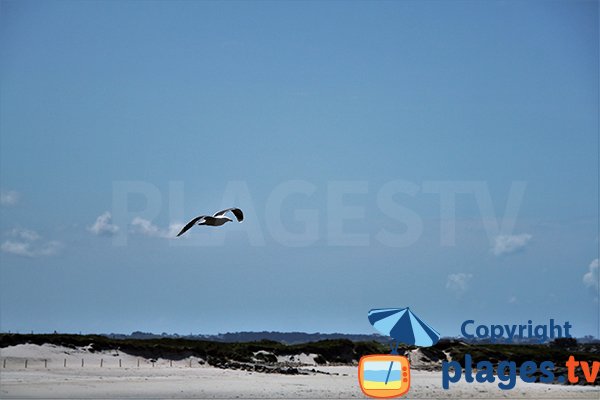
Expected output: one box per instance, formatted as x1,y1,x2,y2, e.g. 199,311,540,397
137,359,140,368
3,359,5,368
100,359,103,368
82,358,84,367
64,359,66,368
44,359,47,369
25,359,28,368
119,359,122,368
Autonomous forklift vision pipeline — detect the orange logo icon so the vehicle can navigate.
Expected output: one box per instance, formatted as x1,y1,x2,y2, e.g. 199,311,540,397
358,354,410,398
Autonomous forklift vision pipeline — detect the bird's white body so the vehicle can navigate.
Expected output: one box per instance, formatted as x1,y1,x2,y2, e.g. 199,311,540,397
198,216,232,226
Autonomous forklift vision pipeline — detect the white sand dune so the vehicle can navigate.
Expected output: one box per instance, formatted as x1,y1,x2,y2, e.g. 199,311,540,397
275,353,319,365
1,344,598,399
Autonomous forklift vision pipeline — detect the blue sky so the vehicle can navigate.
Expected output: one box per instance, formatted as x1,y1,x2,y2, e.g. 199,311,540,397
0,0,598,338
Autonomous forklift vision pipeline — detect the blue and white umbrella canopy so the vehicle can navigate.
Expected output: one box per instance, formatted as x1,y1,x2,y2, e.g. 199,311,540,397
368,307,440,347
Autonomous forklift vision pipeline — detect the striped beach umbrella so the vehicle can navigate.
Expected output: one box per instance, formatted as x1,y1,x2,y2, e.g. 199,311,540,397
368,307,440,347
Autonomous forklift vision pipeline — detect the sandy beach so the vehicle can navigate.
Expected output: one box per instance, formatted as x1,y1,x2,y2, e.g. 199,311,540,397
1,344,598,399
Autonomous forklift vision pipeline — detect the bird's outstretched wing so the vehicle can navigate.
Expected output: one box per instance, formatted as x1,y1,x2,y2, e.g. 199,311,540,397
176,216,207,237
213,208,244,222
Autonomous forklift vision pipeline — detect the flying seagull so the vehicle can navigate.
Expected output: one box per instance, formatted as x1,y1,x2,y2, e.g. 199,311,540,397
176,208,244,237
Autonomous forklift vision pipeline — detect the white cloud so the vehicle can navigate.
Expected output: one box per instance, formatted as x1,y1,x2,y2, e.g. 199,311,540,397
9,228,40,241
131,217,161,237
131,218,182,239
583,258,599,292
1,228,62,257
0,190,20,206
491,233,532,256
88,212,119,236
1,241,31,257
166,223,185,238
508,296,518,304
446,273,473,296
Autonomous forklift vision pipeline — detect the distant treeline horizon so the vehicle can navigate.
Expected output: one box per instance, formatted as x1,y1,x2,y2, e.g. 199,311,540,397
1,330,598,345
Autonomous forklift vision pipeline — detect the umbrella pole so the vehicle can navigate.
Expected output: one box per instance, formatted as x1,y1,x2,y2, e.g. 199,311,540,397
384,341,399,385
384,360,394,385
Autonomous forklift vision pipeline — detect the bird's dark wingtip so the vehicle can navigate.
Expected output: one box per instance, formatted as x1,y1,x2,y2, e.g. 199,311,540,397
232,208,244,222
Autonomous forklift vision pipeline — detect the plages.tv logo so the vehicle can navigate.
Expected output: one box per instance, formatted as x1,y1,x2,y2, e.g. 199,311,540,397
358,307,441,398
442,319,600,390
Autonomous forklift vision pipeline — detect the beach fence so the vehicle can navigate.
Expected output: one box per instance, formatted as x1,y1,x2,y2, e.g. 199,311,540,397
0,357,202,369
